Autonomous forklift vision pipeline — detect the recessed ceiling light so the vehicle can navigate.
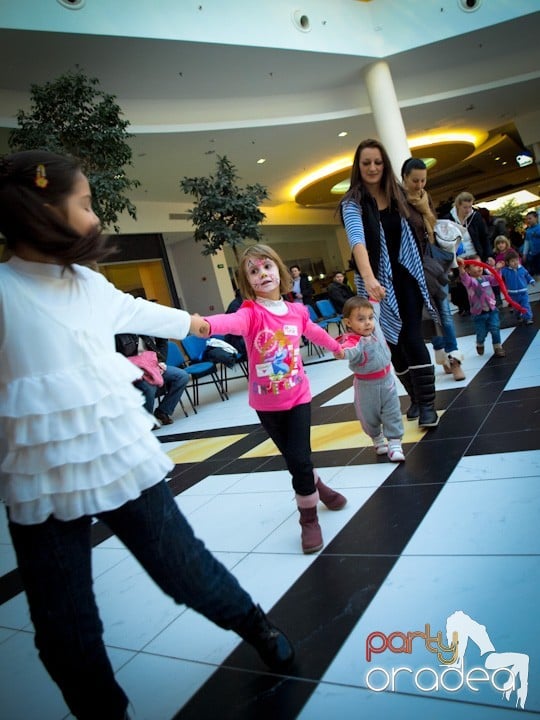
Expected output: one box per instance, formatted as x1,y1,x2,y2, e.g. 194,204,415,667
257,158,266,164
338,131,348,137
57,0,85,8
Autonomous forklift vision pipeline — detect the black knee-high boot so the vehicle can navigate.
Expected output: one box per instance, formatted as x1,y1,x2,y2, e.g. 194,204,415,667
410,365,439,428
395,369,419,420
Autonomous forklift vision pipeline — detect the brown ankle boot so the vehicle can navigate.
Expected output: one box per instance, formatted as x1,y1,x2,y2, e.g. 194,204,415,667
315,476,347,510
297,492,323,553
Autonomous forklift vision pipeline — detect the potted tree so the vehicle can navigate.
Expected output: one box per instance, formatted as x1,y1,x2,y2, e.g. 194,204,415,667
9,67,139,232
180,155,268,260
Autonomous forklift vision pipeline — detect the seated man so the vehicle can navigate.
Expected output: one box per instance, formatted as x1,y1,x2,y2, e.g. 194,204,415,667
327,270,355,314
115,333,189,426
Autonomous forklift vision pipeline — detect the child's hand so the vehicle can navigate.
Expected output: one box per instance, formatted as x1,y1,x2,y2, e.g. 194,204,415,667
487,257,495,266
190,314,210,337
334,348,345,360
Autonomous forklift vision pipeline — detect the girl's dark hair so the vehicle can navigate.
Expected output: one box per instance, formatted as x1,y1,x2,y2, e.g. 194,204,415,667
401,156,427,179
339,138,409,220
0,149,112,266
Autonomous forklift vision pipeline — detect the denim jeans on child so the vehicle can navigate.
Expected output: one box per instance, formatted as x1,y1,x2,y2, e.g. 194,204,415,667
432,286,458,354
8,480,254,720
473,308,501,346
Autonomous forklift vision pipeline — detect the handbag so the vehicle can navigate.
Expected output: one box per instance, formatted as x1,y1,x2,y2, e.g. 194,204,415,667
128,350,164,387
434,219,465,268
422,242,454,301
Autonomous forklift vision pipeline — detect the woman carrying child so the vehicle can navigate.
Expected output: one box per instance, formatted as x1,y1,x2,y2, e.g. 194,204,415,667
201,244,347,555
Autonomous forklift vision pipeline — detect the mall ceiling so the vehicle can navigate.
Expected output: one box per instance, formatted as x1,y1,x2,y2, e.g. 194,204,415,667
0,7,539,218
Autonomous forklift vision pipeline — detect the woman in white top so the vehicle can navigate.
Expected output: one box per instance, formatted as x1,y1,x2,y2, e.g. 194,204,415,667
0,150,293,719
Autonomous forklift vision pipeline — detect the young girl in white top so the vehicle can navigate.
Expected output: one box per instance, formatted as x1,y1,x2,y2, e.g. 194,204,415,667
0,150,293,720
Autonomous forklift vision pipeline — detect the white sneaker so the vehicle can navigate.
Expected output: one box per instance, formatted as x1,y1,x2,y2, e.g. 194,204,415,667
373,433,388,455
388,441,405,462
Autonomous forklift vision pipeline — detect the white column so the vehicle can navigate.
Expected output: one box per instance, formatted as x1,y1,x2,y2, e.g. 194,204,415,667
363,60,410,178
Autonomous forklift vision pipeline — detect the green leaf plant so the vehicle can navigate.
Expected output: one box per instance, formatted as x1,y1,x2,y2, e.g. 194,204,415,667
9,67,140,232
180,155,269,260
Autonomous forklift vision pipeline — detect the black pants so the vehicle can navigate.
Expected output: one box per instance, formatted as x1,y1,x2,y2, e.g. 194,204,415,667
256,402,315,496
388,266,432,374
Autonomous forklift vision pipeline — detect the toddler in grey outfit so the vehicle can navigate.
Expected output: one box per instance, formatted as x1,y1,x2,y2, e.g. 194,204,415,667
338,297,405,462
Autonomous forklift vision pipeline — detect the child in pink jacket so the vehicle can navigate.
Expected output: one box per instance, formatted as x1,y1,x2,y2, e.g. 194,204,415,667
200,244,347,554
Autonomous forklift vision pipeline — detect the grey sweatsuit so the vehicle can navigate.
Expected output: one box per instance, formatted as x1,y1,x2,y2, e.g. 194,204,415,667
342,326,404,441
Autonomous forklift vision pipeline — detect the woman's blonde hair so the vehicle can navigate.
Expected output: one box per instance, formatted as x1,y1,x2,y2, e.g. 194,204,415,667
237,244,293,300
455,191,474,206
493,235,510,252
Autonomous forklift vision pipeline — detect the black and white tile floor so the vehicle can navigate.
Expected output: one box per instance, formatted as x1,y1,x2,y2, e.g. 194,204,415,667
1,296,539,719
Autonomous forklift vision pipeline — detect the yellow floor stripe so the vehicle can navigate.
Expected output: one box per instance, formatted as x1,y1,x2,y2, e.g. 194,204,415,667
167,433,247,463
240,414,438,458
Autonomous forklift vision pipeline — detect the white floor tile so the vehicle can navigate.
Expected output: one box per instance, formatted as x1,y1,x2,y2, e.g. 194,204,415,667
95,555,188,651
320,555,538,714
404,477,539,555
0,590,30,631
116,652,216,720
0,631,69,720
185,490,297,553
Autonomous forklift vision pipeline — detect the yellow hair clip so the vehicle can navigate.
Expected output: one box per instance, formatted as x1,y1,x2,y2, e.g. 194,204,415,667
35,164,48,189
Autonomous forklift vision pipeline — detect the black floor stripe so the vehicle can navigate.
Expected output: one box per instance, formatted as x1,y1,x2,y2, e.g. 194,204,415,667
173,439,468,720
1,329,536,607
171,331,538,719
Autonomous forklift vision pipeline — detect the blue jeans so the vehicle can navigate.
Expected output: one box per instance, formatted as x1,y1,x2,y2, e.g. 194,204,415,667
135,365,189,416
432,287,458,354
511,289,533,321
473,309,501,346
8,480,254,719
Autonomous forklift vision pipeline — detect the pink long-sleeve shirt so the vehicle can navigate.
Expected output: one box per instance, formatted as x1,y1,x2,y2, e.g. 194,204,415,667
205,300,340,411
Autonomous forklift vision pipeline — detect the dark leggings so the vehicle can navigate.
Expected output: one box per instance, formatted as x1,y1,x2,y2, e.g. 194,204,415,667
388,266,431,374
256,402,315,496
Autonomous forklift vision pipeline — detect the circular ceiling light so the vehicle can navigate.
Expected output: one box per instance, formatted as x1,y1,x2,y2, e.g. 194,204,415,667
57,0,85,8
292,10,311,32
457,0,482,12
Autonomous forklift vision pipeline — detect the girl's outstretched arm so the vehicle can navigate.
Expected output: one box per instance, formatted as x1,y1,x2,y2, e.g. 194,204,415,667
204,306,251,338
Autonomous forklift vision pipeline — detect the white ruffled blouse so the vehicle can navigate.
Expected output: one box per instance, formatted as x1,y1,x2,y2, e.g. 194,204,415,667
0,257,192,525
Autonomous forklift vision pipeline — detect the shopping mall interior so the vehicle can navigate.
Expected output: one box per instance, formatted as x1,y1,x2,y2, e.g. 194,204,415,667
0,2,539,718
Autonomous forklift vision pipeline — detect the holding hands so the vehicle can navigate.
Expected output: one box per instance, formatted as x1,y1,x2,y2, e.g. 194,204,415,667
365,276,386,303
189,314,211,337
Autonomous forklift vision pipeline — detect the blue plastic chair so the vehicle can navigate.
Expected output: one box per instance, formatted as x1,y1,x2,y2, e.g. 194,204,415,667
209,334,248,393
306,305,326,357
180,336,228,405
162,341,196,415
315,298,344,333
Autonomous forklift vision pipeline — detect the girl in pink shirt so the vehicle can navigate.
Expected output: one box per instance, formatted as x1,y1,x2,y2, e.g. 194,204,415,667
202,245,347,554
